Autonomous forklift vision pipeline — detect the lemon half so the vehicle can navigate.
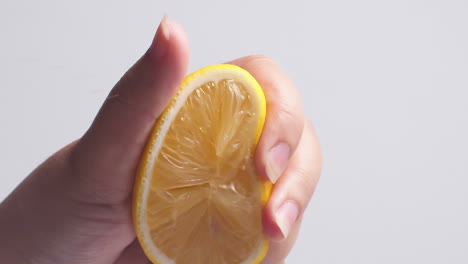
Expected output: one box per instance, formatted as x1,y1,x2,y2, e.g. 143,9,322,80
132,64,272,264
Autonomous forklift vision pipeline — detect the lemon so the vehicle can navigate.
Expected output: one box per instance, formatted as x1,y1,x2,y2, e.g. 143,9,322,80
132,64,272,264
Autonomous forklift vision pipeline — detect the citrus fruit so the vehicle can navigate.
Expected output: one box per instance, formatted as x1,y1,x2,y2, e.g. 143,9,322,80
132,64,272,264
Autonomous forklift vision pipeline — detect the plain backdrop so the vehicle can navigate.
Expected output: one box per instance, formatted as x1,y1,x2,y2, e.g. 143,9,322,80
1,0,467,263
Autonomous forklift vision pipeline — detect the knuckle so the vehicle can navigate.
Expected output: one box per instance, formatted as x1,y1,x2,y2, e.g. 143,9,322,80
304,119,323,170
304,119,318,139
243,54,278,67
294,165,317,204
245,54,275,62
275,101,295,121
275,102,305,135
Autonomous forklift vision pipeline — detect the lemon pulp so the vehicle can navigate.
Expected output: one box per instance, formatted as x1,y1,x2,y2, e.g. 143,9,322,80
134,65,270,264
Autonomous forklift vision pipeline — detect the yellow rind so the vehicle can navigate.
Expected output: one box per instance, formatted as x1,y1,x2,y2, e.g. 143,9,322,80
132,64,271,264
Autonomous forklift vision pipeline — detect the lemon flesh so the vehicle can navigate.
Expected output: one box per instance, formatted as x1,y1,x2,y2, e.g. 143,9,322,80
133,65,270,264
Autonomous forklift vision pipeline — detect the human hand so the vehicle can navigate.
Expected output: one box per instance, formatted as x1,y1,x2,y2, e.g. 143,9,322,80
0,17,321,264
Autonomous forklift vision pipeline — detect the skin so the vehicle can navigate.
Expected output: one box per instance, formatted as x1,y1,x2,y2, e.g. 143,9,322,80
0,18,321,264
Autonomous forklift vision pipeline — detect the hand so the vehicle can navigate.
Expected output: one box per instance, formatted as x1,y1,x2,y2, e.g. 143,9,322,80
0,17,321,264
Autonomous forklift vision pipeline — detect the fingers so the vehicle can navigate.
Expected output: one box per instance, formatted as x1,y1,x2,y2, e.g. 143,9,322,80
262,121,321,262
228,55,305,183
228,55,321,263
69,17,190,204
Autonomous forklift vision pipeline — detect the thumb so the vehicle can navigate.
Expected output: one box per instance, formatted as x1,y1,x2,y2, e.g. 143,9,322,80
70,16,189,204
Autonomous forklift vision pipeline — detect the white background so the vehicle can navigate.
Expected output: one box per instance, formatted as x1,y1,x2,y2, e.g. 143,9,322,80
1,0,467,263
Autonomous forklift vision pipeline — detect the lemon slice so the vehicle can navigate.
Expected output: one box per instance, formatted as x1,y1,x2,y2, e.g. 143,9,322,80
132,64,272,264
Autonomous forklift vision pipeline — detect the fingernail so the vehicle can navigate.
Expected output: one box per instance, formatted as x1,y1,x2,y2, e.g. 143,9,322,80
275,200,299,239
151,14,170,59
266,143,290,183
160,14,170,40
